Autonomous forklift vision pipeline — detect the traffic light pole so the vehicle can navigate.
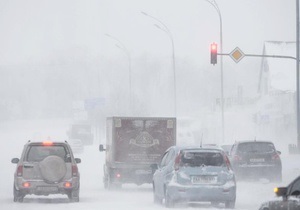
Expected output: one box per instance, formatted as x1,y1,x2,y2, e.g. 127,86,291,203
296,0,300,152
216,51,300,151
217,53,298,61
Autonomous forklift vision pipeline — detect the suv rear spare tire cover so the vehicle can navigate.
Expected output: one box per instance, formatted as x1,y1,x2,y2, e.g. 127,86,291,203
39,155,67,183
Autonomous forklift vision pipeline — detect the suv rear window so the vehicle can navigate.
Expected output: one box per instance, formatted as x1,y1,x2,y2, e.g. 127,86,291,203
237,142,275,154
26,145,67,162
181,151,224,167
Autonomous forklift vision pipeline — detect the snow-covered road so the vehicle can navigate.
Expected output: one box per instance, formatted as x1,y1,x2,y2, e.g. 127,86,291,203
1,119,299,210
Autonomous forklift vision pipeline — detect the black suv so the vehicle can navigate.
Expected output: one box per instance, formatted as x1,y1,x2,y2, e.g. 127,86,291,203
229,140,282,182
259,175,300,210
11,141,81,202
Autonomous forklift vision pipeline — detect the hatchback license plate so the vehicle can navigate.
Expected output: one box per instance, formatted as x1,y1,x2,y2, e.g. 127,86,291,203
191,176,217,184
250,158,265,163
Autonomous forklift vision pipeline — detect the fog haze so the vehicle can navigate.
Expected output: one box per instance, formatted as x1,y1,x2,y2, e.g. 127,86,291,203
0,0,296,150
0,1,299,209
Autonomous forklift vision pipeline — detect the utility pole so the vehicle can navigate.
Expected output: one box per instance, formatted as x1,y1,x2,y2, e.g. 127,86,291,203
296,0,300,151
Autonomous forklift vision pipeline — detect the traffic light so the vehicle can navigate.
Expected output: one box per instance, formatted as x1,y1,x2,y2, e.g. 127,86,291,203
210,43,218,65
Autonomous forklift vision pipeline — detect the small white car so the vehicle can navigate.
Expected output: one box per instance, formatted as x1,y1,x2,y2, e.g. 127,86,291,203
152,145,236,208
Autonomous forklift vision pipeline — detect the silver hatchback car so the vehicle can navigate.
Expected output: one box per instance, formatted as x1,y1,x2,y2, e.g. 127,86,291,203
152,146,236,208
11,141,81,202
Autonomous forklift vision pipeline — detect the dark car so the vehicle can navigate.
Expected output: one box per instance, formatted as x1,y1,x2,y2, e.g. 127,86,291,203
259,175,300,210
229,140,282,182
11,140,81,202
152,145,236,208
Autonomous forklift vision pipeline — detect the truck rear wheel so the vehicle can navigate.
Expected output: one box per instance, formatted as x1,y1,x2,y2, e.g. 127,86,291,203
109,181,122,190
104,175,122,190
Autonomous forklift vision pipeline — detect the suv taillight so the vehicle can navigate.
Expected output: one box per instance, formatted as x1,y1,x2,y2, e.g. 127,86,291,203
17,165,23,177
234,155,242,161
72,165,78,177
272,153,280,160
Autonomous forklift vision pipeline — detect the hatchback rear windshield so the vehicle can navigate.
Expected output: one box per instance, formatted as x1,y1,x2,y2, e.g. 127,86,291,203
237,142,275,154
180,151,224,167
26,145,68,162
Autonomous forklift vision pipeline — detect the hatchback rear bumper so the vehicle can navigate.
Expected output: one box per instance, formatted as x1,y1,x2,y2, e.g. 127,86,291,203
167,183,236,203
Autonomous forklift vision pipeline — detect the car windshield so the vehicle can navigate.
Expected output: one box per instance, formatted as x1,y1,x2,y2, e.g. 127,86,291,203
180,151,224,167
26,145,67,162
238,142,275,154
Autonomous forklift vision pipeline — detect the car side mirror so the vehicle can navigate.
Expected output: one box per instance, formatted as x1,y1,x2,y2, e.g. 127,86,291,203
11,158,19,164
275,187,287,197
99,144,106,152
277,151,281,155
150,163,159,172
75,158,81,164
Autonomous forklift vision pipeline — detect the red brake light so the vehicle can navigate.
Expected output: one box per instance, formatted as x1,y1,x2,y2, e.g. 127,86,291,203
22,182,30,188
116,173,121,178
72,165,78,176
17,165,23,176
64,182,72,188
42,141,53,146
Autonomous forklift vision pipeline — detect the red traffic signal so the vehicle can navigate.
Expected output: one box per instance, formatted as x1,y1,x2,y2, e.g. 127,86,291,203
210,43,218,65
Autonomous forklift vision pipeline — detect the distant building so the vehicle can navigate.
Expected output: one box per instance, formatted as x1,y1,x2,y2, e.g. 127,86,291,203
258,41,296,95
256,41,296,145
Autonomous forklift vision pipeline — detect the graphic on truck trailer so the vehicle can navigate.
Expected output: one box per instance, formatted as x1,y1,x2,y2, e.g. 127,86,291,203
114,119,175,163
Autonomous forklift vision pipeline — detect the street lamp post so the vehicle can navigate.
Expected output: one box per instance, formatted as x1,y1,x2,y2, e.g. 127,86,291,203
105,34,132,113
141,11,177,117
204,0,224,143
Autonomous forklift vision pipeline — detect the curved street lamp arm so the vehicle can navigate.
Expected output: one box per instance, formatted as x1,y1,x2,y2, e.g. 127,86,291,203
141,11,172,37
105,33,129,55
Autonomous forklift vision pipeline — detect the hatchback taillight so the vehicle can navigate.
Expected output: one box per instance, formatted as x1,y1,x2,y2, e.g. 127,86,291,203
224,155,232,170
72,165,78,177
17,165,23,177
174,154,181,171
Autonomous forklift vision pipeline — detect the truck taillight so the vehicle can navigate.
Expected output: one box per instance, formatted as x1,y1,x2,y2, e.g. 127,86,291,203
17,165,23,176
72,165,78,177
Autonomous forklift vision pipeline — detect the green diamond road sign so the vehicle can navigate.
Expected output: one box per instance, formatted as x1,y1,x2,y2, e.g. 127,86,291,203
230,47,245,63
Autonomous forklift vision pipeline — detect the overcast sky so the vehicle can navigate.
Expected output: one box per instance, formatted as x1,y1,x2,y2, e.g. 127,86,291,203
0,0,295,67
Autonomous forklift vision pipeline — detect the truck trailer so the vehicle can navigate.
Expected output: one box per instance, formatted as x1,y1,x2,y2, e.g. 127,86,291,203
99,117,176,189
